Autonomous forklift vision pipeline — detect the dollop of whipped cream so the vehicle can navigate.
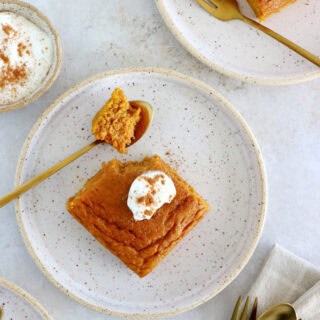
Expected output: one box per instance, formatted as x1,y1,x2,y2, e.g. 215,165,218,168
127,170,176,221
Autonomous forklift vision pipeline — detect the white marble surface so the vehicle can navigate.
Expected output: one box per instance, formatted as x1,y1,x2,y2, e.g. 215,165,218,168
0,1,319,319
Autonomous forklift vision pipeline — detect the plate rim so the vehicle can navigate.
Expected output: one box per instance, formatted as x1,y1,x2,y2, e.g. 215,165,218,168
15,67,268,318
0,277,52,319
155,0,320,85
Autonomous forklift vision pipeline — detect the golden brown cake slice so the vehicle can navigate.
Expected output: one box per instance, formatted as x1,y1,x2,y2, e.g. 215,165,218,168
67,155,210,277
92,88,141,153
247,0,296,20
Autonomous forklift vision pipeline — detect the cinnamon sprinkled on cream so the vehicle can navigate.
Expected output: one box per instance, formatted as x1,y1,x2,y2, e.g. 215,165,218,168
127,170,176,221
0,51,9,63
17,42,27,57
0,22,28,90
2,24,16,36
137,193,154,206
0,11,53,105
0,59,27,89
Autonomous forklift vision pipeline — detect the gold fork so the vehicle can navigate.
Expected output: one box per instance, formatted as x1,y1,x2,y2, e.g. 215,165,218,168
231,296,258,320
195,0,320,67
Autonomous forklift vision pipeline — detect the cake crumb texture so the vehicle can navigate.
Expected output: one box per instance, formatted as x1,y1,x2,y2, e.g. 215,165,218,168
92,88,141,153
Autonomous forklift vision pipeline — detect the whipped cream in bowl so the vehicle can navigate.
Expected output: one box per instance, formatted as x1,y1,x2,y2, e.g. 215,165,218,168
0,1,62,112
127,170,176,221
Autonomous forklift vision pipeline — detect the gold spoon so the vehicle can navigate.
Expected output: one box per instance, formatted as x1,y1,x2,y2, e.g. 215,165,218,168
196,0,320,67
0,101,154,208
258,303,297,320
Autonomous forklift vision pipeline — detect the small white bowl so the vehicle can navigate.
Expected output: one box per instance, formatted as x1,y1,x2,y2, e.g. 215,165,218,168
0,0,62,113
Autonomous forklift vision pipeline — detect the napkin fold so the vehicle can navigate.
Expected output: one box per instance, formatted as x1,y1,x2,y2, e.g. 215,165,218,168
248,245,320,320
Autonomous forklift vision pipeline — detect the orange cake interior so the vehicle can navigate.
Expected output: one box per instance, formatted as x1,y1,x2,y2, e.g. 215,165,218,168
247,0,296,20
92,88,141,153
67,155,211,277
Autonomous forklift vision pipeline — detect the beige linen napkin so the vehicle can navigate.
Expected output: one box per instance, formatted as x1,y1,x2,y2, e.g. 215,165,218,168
248,244,320,319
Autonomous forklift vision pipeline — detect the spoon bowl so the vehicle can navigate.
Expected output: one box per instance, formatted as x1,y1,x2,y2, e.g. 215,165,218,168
258,303,297,320
129,100,154,146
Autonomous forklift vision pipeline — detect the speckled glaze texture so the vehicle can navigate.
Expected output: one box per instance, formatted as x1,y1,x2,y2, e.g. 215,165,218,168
15,68,267,318
0,278,51,320
0,0,62,113
156,0,320,85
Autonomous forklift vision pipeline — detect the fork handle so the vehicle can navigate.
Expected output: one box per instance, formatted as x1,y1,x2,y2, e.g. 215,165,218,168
241,16,320,68
0,140,101,208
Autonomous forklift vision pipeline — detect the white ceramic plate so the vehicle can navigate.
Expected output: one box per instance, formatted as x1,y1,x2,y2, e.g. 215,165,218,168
15,68,267,318
156,0,320,85
0,278,51,319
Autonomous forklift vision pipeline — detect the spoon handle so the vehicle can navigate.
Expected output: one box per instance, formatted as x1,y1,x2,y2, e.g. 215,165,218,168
0,140,101,208
241,16,320,68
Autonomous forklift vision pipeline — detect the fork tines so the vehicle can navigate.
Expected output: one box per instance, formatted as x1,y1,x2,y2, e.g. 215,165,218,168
231,296,258,320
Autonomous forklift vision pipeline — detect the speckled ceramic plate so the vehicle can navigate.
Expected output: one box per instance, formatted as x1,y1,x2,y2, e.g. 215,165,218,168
15,68,267,318
0,0,62,113
0,278,51,319
156,0,320,85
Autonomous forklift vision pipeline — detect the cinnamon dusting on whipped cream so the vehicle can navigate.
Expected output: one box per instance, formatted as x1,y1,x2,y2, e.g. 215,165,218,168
0,11,53,104
127,170,176,221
